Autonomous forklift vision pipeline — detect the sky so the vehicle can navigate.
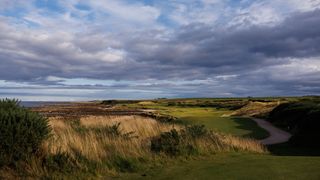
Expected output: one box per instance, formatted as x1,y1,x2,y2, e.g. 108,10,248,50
0,0,320,101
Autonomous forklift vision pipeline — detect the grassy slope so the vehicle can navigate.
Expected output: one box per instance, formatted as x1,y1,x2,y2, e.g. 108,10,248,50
119,102,320,179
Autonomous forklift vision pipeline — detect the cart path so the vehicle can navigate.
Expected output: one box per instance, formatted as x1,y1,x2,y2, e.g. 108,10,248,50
251,118,292,145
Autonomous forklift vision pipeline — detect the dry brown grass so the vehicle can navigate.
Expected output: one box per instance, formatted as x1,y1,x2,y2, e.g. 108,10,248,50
45,115,266,163
3,115,267,178
230,101,279,117
46,115,177,162
80,115,177,138
219,134,267,153
177,132,267,155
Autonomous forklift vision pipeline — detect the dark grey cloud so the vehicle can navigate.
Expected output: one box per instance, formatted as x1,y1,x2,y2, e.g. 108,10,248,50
1,9,320,99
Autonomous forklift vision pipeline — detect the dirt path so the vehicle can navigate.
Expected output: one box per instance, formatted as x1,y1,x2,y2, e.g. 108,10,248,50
251,118,292,145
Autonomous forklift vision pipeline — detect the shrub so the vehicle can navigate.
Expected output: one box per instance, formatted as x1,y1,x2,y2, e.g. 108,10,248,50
70,120,136,139
167,102,176,106
92,123,136,139
0,99,51,166
151,129,181,156
183,124,208,138
0,99,20,110
43,152,78,173
150,125,207,156
112,156,138,172
144,113,177,123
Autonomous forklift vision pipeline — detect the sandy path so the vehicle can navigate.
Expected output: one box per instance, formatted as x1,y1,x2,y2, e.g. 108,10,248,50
251,118,292,145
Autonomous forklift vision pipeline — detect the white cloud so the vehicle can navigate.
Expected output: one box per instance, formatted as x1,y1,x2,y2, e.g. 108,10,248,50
266,57,320,81
168,1,221,25
288,0,320,12
228,0,320,28
88,0,161,25
228,1,285,28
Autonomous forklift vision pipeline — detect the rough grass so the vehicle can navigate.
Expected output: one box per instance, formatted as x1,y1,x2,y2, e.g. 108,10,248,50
47,115,266,159
47,116,174,162
230,101,280,118
7,115,266,178
79,115,176,138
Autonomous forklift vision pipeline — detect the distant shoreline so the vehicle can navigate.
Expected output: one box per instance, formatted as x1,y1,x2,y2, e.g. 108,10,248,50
20,101,71,108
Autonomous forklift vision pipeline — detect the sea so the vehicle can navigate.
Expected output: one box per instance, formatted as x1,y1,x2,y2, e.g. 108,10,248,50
20,101,66,108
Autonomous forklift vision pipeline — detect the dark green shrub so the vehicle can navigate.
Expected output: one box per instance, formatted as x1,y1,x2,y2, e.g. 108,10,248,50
145,113,177,123
43,152,78,173
0,99,51,166
0,98,20,110
150,127,202,156
151,129,181,156
183,124,208,138
71,121,137,139
112,156,138,172
167,102,176,106
91,123,136,139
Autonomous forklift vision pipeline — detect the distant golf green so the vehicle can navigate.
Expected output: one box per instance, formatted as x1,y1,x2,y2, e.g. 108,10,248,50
158,107,269,139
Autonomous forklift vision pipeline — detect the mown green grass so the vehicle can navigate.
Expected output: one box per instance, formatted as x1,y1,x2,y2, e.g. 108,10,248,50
123,153,320,180
164,107,269,139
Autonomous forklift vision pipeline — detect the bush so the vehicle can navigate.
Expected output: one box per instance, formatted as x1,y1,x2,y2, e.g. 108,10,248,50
144,113,177,123
71,121,137,139
151,129,181,156
0,99,51,166
183,124,207,138
0,99,20,110
43,152,78,173
167,102,176,106
112,156,138,172
150,125,207,156
92,123,137,139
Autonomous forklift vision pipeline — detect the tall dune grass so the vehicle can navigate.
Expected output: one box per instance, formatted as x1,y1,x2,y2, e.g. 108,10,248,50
47,115,266,159
47,116,172,161
20,115,267,177
80,115,176,138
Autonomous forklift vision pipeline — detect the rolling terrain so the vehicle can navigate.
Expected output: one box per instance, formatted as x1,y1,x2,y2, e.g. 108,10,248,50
1,97,320,179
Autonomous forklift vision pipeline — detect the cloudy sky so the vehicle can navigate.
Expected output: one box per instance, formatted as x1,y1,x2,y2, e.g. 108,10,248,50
0,0,320,101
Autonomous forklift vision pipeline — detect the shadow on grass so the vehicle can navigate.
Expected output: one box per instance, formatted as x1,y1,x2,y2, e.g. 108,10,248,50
232,117,270,140
267,143,320,156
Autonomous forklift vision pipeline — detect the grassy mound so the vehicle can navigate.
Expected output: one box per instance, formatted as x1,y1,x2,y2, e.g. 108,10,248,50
230,101,279,118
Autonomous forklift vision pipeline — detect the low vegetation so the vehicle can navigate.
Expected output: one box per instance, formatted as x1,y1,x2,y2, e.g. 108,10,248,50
2,97,320,178
165,99,249,110
0,99,266,178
